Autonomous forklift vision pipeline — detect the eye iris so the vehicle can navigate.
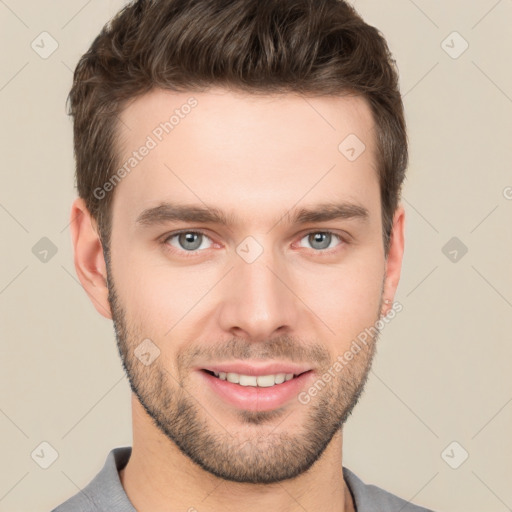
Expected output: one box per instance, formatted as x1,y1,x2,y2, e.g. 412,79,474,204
309,232,331,250
175,232,335,252
179,232,202,251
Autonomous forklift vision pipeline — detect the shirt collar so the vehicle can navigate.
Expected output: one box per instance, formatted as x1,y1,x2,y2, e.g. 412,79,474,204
97,446,363,511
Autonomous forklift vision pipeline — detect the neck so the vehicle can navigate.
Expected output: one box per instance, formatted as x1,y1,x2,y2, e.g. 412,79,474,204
120,396,354,512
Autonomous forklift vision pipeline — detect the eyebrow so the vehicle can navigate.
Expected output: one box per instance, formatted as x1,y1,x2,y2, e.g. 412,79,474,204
135,201,370,228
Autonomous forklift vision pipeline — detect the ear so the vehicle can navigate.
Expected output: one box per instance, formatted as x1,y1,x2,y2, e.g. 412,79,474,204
69,197,112,319
381,203,405,316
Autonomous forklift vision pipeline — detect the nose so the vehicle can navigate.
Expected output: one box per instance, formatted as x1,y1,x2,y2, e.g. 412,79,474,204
217,246,299,342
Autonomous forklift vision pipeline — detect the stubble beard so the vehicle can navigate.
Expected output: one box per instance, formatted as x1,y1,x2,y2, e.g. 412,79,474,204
106,263,382,484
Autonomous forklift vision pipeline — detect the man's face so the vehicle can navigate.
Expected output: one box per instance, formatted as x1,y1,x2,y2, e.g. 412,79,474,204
103,88,395,484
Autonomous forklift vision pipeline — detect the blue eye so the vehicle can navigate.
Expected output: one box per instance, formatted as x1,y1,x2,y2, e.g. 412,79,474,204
165,231,213,252
299,231,344,251
161,229,347,259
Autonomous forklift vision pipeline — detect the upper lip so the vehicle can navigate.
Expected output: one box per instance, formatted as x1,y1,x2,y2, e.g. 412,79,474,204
199,361,313,376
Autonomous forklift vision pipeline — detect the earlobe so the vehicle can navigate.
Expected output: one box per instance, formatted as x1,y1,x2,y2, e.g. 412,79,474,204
69,197,112,320
381,204,405,316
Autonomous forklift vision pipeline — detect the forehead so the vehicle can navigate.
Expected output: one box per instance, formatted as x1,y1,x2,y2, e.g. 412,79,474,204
113,87,380,228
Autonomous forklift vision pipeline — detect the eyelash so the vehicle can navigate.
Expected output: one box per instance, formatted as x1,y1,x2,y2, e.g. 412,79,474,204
161,229,349,258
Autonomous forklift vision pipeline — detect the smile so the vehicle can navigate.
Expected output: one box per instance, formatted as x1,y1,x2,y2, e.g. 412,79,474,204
204,370,306,387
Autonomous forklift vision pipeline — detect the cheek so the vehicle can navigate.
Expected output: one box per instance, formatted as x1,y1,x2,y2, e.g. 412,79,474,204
117,258,215,338
111,230,384,347
291,249,384,339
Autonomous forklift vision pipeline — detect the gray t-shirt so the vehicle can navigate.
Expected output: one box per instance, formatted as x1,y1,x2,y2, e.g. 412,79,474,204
51,446,436,512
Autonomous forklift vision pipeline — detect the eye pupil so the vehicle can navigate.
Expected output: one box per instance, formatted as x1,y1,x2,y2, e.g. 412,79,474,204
179,232,202,251
309,232,331,250
169,231,340,255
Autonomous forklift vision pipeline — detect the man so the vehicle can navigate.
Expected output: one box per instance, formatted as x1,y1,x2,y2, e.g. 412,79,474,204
53,0,436,511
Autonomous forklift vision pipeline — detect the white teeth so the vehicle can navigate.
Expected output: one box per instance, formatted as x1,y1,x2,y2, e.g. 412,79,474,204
226,372,239,384
239,375,257,386
256,375,276,387
210,371,299,387
274,373,286,384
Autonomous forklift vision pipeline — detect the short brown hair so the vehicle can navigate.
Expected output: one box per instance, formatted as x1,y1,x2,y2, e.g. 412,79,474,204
68,0,407,257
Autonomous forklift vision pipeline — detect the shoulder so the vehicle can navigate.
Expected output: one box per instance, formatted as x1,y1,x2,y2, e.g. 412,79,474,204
343,467,438,512
51,447,134,512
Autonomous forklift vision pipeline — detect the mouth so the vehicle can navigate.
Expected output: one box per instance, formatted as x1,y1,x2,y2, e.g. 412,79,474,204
201,369,311,388
198,367,315,412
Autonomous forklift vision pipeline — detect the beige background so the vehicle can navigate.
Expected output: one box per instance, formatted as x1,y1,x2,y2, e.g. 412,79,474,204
1,1,511,511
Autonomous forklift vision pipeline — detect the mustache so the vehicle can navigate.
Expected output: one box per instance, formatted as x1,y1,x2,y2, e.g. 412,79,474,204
177,335,331,368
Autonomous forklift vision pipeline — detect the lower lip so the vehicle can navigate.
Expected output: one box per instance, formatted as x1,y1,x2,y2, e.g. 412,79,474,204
199,370,314,412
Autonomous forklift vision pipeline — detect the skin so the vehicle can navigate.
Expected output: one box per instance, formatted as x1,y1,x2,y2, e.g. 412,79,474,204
70,87,405,512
